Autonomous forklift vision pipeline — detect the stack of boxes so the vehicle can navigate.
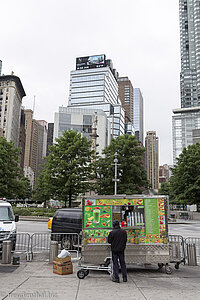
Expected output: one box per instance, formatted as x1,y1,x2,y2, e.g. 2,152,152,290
53,256,73,275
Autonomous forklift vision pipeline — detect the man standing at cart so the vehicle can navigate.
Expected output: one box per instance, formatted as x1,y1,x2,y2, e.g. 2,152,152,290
108,220,127,283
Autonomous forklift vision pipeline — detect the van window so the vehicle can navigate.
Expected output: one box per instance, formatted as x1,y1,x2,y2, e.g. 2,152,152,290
0,207,14,221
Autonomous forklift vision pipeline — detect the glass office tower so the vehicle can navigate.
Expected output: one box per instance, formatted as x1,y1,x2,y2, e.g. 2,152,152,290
68,55,125,139
172,0,200,164
179,0,200,107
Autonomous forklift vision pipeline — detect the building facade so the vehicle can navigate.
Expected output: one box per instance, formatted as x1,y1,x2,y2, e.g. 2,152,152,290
24,109,47,186
133,88,144,144
54,106,110,156
179,0,200,108
118,77,133,123
0,75,26,147
172,106,200,162
145,131,159,190
68,55,125,139
0,61,2,76
46,123,54,156
172,0,200,163
159,164,170,187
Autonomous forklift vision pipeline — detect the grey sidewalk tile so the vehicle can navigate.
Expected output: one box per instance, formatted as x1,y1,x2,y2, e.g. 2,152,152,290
140,288,200,300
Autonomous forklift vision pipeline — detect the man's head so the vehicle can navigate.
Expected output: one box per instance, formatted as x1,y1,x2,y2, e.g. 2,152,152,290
113,220,120,228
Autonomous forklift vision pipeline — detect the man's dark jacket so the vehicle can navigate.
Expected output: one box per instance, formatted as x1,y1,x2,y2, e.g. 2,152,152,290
108,226,127,252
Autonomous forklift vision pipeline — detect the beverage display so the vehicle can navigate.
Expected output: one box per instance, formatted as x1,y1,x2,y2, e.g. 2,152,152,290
93,210,100,223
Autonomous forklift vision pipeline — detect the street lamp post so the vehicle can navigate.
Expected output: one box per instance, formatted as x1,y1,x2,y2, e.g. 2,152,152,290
113,152,119,196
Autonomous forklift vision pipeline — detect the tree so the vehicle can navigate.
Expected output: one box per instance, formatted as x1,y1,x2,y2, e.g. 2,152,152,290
36,130,93,207
94,134,148,195
170,143,200,207
158,182,170,195
0,137,31,198
32,168,52,207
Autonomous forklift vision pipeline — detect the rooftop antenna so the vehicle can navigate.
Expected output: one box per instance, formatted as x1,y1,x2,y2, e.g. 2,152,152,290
33,95,36,117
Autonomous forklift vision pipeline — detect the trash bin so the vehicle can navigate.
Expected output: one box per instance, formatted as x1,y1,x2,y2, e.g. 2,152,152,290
49,241,58,264
2,240,12,264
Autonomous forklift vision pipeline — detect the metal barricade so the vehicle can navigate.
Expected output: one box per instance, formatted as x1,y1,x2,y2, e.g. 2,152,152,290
30,232,81,261
185,237,200,265
168,235,186,266
15,233,31,261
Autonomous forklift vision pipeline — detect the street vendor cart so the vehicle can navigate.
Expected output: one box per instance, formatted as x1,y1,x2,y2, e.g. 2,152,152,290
77,195,172,279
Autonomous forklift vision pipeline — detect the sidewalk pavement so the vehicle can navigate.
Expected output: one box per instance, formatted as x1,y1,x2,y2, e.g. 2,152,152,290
0,259,200,300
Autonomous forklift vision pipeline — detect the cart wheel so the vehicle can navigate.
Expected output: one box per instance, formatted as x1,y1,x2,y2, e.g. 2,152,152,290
165,265,172,275
158,263,164,270
84,270,89,276
77,270,86,279
175,263,180,270
104,258,111,267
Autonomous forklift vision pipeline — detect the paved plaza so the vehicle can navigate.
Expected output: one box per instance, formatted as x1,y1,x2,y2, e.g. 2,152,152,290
0,259,200,300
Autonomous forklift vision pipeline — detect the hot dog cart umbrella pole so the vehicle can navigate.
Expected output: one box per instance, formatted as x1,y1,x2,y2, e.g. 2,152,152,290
77,195,173,279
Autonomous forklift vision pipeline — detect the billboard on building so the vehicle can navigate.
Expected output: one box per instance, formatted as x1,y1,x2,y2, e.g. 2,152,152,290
76,54,106,70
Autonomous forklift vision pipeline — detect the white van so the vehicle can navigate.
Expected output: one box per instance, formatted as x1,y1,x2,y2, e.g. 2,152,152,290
0,200,19,251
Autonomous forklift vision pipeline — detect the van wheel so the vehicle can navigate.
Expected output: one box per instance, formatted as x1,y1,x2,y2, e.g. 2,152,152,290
61,237,72,250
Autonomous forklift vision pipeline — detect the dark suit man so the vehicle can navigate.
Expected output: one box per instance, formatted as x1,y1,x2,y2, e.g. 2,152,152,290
108,220,127,283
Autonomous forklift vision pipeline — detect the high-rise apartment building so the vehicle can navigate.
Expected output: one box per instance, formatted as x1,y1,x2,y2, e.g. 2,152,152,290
68,54,125,139
46,123,54,156
133,88,144,144
18,107,26,173
0,75,26,147
179,0,200,108
24,109,47,186
172,0,200,164
145,131,159,190
118,77,133,123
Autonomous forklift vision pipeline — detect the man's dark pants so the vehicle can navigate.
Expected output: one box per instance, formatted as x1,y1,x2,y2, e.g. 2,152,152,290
112,251,127,281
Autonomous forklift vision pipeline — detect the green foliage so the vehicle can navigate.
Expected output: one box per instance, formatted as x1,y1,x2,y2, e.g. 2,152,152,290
13,207,57,217
34,130,93,207
0,137,31,198
94,134,148,195
170,143,200,205
158,182,170,195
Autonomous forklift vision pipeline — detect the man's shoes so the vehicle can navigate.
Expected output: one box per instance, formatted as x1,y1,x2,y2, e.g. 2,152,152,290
112,278,120,283
123,277,127,282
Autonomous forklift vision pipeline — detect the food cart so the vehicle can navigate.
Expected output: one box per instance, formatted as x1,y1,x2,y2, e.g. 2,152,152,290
77,195,172,279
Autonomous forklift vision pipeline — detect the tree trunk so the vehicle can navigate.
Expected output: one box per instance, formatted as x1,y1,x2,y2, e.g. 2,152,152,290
69,188,72,208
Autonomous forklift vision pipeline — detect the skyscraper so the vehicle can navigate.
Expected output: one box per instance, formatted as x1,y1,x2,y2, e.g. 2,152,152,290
24,109,47,186
118,77,133,123
0,75,26,147
145,131,159,190
133,88,144,144
68,54,125,139
172,0,200,164
179,0,200,107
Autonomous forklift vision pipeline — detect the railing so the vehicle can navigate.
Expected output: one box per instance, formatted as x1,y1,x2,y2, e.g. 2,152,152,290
29,232,81,261
185,237,200,264
168,235,186,264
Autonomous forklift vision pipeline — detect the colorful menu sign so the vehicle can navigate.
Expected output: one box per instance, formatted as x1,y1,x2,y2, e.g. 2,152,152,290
144,198,159,235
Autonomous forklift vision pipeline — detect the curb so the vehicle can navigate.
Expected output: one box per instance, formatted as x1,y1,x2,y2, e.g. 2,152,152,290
19,216,49,222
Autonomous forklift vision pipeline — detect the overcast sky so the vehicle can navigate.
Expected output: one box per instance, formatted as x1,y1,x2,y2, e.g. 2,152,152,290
1,0,180,165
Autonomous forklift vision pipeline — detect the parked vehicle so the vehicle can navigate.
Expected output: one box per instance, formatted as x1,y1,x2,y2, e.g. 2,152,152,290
0,200,19,251
51,208,82,249
48,217,53,230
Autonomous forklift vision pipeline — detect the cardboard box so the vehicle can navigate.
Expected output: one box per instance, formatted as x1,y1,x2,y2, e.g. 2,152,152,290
55,256,71,264
53,261,73,275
